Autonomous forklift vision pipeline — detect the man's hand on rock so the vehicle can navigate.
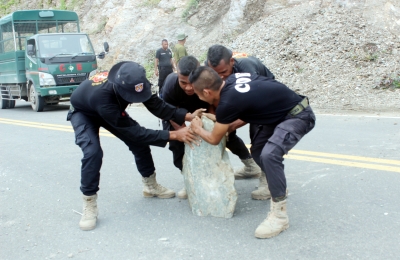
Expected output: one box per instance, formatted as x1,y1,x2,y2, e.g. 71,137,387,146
191,108,206,121
171,127,200,149
203,113,216,122
190,116,203,134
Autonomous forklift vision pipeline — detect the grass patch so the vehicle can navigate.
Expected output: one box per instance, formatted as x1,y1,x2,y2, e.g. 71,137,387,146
376,74,400,89
182,0,199,22
60,0,67,10
0,0,17,16
139,0,161,8
92,17,107,34
363,53,378,62
198,51,208,65
67,0,84,10
143,61,155,80
142,50,157,80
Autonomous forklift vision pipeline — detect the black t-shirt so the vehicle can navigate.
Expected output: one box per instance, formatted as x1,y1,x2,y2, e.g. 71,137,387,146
216,73,302,125
161,73,209,113
233,57,275,80
155,48,173,68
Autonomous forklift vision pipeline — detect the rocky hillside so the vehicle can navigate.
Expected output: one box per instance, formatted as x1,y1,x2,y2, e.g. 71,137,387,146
3,0,400,113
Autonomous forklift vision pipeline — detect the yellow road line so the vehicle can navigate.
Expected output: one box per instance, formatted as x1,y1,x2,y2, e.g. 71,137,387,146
0,118,72,129
0,120,74,133
289,149,400,166
1,117,399,172
244,144,400,166
0,118,113,136
285,154,400,173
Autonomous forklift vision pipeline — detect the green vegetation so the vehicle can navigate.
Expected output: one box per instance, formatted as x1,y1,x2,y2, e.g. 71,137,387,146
198,51,208,65
0,0,17,16
363,53,378,62
67,0,83,10
376,74,400,90
60,0,67,10
182,0,199,22
92,17,107,34
143,50,156,80
143,61,155,80
139,0,161,8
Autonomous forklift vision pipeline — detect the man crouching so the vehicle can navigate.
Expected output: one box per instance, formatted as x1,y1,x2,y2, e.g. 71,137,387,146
189,66,316,238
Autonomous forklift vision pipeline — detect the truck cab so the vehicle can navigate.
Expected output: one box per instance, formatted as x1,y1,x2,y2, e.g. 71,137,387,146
25,33,99,111
0,10,108,112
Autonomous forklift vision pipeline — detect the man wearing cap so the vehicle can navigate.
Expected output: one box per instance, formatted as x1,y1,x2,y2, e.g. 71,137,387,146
155,39,175,95
189,66,316,239
67,61,203,231
173,33,188,65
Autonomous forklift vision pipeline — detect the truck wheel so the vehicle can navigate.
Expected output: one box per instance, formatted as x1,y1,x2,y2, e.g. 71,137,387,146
30,86,44,112
8,100,15,108
1,87,9,109
0,97,9,109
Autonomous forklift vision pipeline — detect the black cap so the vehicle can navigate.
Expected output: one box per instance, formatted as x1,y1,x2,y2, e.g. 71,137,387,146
108,61,152,103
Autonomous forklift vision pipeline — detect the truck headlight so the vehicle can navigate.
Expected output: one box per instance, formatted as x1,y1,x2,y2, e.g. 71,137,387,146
39,72,56,86
88,69,98,79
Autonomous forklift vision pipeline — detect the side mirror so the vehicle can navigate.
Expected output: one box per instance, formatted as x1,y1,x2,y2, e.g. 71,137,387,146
103,42,109,53
97,52,105,59
27,44,34,56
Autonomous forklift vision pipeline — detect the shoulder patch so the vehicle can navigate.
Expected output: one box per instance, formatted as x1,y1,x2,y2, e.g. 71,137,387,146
90,71,109,86
232,52,248,59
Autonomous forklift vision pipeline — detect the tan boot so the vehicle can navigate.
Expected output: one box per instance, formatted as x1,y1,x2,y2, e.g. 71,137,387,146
234,158,262,180
79,194,98,231
142,172,175,198
177,187,188,199
251,173,271,200
255,199,289,239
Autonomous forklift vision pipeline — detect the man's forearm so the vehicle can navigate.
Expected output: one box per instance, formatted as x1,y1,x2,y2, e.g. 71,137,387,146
228,119,247,133
192,127,221,145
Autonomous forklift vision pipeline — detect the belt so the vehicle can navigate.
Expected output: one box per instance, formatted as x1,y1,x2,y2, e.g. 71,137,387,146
288,97,309,116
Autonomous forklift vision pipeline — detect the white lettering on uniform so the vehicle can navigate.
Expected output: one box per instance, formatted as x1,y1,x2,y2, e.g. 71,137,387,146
234,73,251,93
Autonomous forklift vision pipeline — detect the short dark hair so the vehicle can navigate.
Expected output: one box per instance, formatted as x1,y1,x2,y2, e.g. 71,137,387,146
189,66,222,91
207,45,232,67
178,55,199,76
162,39,168,44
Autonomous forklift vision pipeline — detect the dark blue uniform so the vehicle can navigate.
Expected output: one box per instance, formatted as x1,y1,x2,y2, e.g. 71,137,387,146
217,73,316,197
68,77,188,195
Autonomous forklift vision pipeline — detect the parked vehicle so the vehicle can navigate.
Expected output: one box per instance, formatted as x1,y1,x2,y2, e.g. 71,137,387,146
0,10,108,111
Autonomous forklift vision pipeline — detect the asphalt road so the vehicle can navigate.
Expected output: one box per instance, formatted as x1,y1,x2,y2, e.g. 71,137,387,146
0,101,399,260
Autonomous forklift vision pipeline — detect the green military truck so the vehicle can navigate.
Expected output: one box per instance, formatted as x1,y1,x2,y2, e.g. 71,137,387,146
0,10,108,111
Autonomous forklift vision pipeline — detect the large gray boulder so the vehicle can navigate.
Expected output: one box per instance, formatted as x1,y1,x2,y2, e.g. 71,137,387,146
182,116,237,218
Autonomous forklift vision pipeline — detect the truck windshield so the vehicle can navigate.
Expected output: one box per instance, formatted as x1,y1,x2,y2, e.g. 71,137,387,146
38,34,94,58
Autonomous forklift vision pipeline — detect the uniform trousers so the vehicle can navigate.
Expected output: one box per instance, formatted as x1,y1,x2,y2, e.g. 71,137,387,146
70,112,156,196
250,107,316,198
158,66,173,93
169,130,251,171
